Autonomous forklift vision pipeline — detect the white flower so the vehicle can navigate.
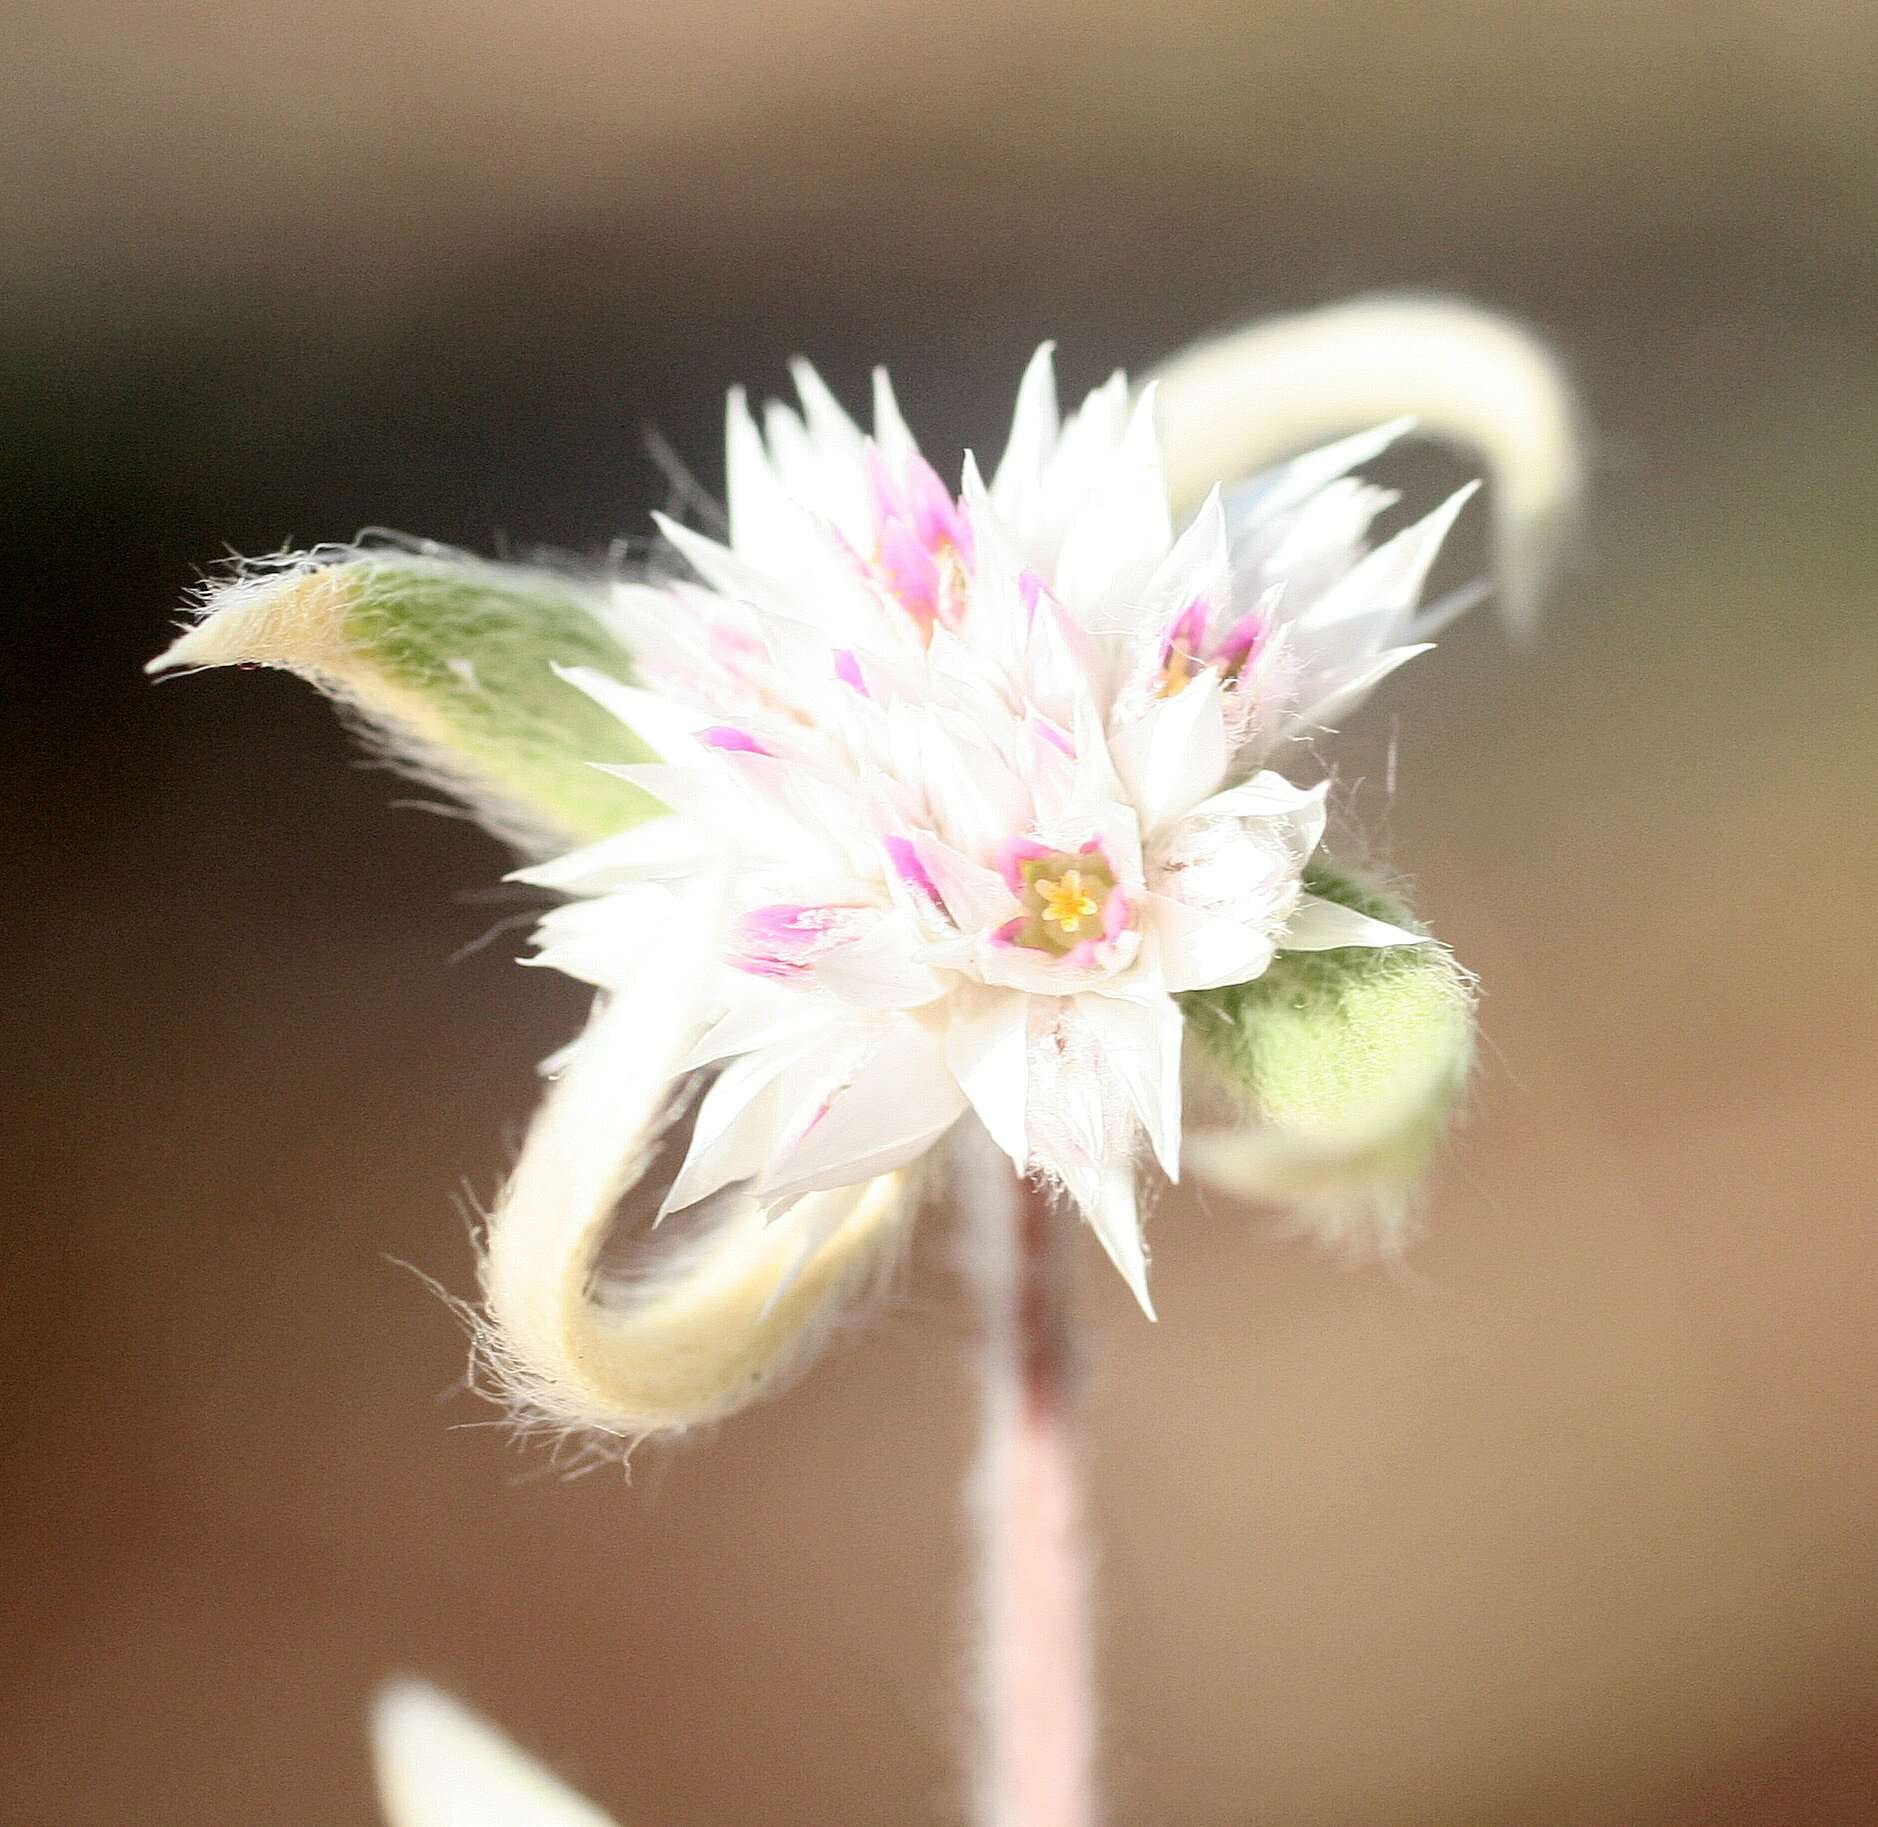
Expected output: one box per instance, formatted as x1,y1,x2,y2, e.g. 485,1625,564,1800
510,349,1466,1320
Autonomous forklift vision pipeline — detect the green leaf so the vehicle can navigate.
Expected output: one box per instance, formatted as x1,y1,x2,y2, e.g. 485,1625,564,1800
149,543,661,852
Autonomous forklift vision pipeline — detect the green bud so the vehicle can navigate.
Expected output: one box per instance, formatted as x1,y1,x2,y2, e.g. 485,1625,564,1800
1179,866,1475,1243
148,544,661,851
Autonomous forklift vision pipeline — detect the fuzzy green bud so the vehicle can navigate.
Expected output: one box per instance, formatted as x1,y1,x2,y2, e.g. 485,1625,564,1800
1180,866,1475,1244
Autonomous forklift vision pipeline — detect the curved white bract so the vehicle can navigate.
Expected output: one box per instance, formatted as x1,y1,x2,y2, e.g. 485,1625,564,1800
476,888,913,1446
1148,295,1584,636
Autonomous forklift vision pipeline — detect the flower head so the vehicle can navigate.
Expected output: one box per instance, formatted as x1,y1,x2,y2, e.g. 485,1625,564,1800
155,304,1581,1447
518,349,1463,1318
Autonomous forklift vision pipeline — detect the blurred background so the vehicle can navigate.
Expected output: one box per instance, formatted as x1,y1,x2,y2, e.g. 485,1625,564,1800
7,1,1877,1822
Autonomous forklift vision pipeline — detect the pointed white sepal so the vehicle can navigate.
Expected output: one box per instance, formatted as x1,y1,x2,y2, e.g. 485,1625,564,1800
372,1681,620,1827
1089,1167,1156,1320
1281,893,1430,952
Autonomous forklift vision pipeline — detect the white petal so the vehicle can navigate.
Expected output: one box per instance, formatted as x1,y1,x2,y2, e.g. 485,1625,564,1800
1409,576,1492,641
1060,696,1138,868
957,452,1035,656
756,1175,897,1318
1240,479,1398,633
1220,417,1416,533
758,397,841,526
1088,1166,1156,1320
926,626,1022,728
945,986,1031,1168
591,762,742,836
372,1682,619,1827
1301,483,1479,633
508,818,702,892
871,366,919,470
727,386,817,570
550,665,703,762
920,714,1031,859
683,979,832,1070
1185,770,1328,826
659,1048,790,1217
1076,991,1183,1181
790,358,868,473
737,366,868,553
1026,997,1136,1220
757,1022,966,1202
1274,598,1408,682
990,341,1060,526
1287,644,1433,734
970,931,1141,998
1138,484,1231,638
1044,370,1132,540
1142,891,1277,993
524,886,683,990
1110,667,1229,836
1024,593,1111,737
654,513,795,613
1019,712,1081,825
1281,893,1430,951
812,919,950,1008
913,832,1020,931
1053,386,1174,624
1174,772,1329,874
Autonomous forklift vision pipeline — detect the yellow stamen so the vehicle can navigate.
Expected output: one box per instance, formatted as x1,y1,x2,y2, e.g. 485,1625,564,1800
1036,871,1099,935
1155,651,1198,698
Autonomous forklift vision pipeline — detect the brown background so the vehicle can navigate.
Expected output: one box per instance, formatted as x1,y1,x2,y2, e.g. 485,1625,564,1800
6,2,1877,1822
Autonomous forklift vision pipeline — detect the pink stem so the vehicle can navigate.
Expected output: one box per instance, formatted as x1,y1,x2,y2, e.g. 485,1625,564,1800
959,1117,1096,1827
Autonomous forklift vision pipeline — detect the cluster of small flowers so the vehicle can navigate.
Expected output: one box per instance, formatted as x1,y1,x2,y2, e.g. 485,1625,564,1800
516,349,1471,1309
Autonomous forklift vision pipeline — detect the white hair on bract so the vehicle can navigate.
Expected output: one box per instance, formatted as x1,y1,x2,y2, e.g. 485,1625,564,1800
372,1680,620,1827
474,877,914,1454
147,541,659,856
1148,294,1585,636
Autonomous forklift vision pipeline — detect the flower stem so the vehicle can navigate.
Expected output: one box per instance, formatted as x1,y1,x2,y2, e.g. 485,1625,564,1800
958,1117,1096,1827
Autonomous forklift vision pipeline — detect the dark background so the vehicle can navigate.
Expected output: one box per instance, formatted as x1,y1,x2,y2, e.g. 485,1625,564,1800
7,2,1877,1822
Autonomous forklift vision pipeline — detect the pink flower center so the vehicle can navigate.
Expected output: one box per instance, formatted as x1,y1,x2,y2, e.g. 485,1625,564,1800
991,839,1136,961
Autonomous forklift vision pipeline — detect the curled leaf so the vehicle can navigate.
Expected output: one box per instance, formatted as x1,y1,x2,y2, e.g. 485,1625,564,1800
149,542,660,852
1180,865,1475,1248
1148,294,1585,636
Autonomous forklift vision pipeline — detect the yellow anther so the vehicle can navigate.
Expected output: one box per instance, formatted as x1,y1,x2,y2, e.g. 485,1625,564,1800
1155,652,1198,698
1037,870,1099,934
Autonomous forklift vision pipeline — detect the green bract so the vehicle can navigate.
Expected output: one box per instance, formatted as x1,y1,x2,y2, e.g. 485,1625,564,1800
1180,866,1475,1223
149,545,660,851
